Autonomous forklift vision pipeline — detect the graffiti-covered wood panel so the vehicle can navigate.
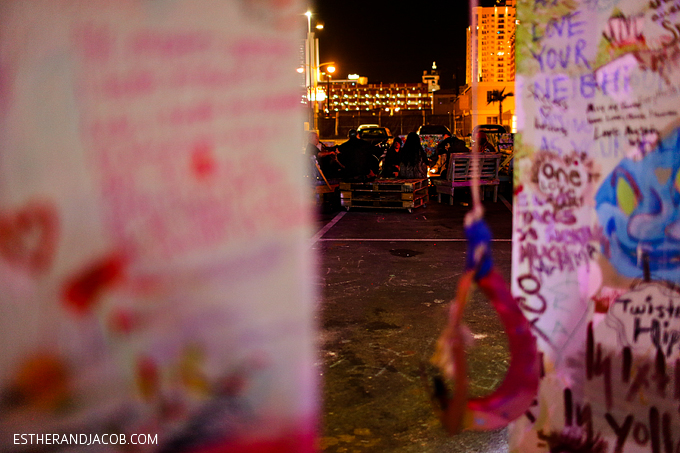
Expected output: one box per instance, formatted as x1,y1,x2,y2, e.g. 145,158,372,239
0,1,315,451
513,0,680,451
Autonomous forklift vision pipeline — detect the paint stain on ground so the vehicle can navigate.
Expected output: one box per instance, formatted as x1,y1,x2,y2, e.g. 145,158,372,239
389,249,422,258
365,321,400,330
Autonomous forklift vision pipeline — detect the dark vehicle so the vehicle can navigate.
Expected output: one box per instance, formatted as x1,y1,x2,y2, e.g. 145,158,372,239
417,124,452,136
357,126,392,150
472,124,507,135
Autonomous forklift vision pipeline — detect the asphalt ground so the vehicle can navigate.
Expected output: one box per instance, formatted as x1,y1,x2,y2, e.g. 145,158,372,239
310,185,516,453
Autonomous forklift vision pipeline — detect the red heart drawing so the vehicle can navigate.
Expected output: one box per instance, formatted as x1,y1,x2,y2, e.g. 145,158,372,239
62,254,125,314
0,201,58,274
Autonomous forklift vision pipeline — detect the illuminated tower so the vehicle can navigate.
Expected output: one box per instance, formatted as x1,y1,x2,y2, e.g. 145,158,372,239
422,62,441,92
466,0,516,84
463,0,517,130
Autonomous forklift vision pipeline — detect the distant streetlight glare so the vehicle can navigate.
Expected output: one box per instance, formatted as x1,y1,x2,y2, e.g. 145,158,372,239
304,11,311,33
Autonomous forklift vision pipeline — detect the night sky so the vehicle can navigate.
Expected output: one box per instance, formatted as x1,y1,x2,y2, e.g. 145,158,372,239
312,0,497,90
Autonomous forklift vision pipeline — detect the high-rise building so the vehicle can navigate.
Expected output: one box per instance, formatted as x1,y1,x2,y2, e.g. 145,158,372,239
462,0,517,131
467,0,516,85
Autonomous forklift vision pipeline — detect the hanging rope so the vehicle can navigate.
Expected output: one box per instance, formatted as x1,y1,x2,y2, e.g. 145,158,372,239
427,138,540,434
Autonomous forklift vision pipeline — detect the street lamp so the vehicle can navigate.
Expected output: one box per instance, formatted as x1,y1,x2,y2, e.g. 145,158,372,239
304,10,311,33
326,66,335,116
302,11,331,131
302,11,319,130
317,62,335,80
319,63,335,116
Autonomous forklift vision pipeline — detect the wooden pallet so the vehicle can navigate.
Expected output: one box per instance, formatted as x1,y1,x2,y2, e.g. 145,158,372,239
339,178,428,212
339,178,428,193
341,195,428,211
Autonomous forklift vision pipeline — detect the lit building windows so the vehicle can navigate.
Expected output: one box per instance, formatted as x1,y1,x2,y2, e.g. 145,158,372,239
467,2,516,84
318,81,431,112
